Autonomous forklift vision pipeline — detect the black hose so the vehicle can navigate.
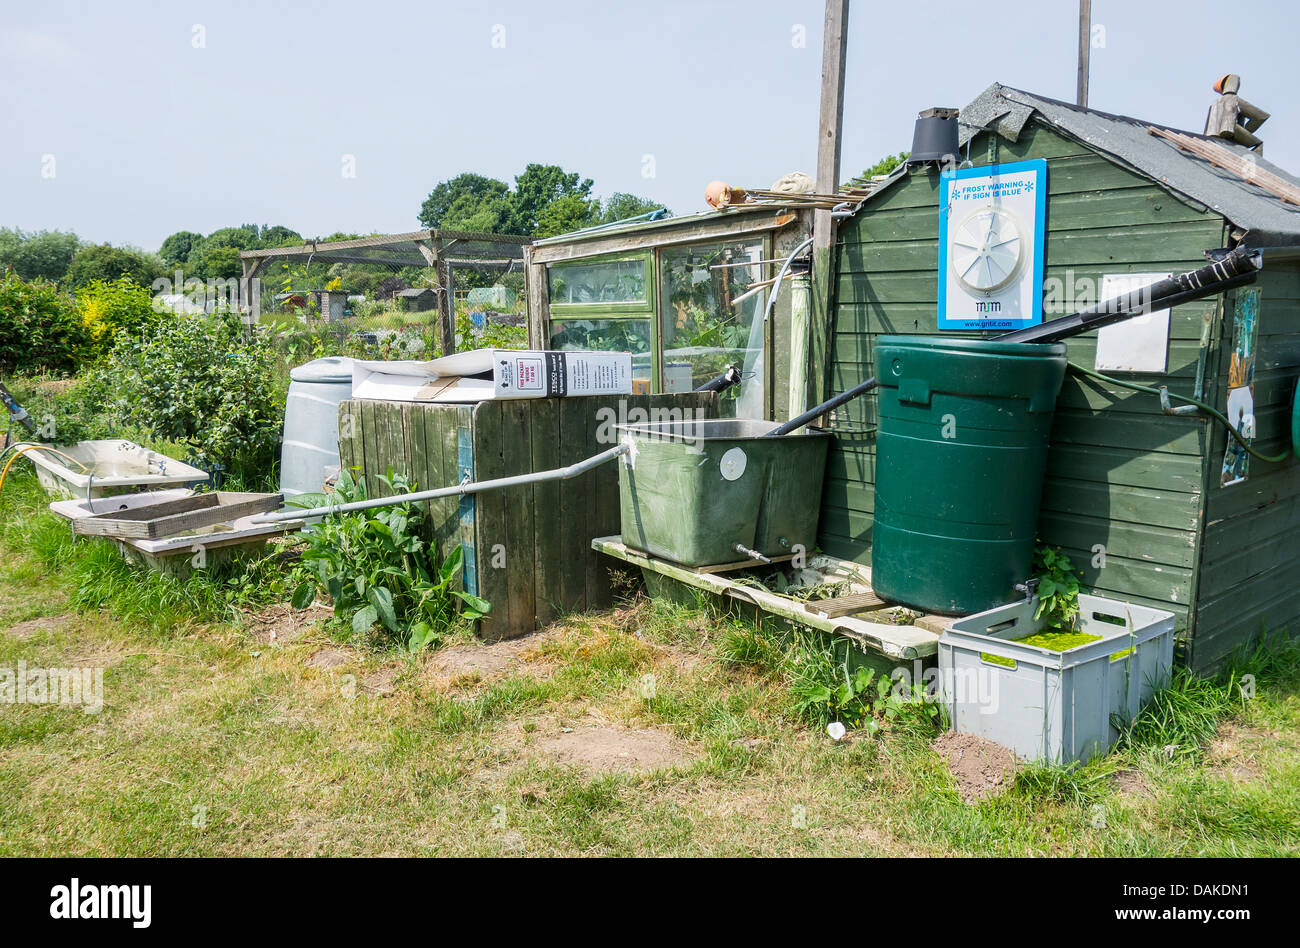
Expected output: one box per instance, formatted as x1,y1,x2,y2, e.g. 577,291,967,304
768,376,878,436
694,364,742,393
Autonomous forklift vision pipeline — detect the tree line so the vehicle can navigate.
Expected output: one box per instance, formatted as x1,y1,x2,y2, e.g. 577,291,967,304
1,163,667,293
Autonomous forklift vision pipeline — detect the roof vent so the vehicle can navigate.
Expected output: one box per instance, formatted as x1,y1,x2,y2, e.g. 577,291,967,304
1204,74,1269,152
907,108,959,166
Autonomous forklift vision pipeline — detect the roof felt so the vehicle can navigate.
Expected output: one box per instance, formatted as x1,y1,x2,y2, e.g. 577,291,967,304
956,83,1300,248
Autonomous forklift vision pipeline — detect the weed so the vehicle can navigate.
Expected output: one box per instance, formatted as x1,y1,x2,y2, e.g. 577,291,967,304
289,467,489,651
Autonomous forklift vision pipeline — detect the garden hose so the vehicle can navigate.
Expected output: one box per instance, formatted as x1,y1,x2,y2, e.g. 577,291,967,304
1067,362,1294,464
0,443,90,496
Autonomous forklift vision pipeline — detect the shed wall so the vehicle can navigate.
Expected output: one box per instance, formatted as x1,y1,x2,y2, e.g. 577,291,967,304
818,121,1236,655
1192,264,1300,671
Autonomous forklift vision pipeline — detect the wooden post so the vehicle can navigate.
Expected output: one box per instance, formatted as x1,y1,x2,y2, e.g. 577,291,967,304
809,0,850,410
430,236,455,356
1077,0,1091,109
524,246,549,349
239,258,263,324
813,0,849,257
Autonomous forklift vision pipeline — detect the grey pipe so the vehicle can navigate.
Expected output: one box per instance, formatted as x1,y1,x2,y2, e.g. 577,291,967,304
251,441,631,524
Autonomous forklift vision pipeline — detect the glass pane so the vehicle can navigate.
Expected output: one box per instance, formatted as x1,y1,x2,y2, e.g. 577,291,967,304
549,317,653,390
660,240,766,416
549,257,648,306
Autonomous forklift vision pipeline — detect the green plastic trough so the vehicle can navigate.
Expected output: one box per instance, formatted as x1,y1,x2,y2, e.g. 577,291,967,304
617,419,830,568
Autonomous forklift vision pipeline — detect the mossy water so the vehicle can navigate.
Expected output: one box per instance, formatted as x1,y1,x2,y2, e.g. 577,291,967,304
980,627,1104,667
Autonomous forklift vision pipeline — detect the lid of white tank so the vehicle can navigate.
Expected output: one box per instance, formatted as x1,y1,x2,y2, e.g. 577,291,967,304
289,356,355,383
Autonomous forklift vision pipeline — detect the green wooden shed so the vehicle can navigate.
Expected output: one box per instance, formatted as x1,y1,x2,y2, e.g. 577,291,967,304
812,83,1300,673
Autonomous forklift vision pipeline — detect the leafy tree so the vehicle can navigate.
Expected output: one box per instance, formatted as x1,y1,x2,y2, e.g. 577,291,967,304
63,244,162,290
159,230,203,268
190,244,243,280
202,225,260,251
507,164,594,235
257,224,302,247
0,228,81,282
418,173,512,232
535,194,600,238
0,272,85,373
597,193,668,225
847,152,909,187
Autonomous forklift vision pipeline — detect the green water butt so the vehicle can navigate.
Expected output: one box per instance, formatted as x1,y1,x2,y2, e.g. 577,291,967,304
870,336,1068,615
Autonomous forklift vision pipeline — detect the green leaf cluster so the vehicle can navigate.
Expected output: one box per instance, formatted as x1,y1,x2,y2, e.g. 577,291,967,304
289,468,491,652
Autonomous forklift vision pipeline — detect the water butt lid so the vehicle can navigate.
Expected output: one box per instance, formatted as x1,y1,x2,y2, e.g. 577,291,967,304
290,356,354,384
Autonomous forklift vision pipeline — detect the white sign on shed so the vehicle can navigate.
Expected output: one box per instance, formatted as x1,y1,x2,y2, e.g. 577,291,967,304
1094,273,1172,373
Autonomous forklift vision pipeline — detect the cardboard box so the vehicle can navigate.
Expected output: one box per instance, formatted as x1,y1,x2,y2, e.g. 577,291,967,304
351,349,632,403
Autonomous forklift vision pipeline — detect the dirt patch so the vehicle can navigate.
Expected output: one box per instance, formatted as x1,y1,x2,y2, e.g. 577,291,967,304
360,666,400,696
427,631,561,688
932,731,1018,804
305,649,350,670
4,614,76,640
434,644,515,681
535,726,692,775
1111,769,1153,799
245,603,331,645
1208,722,1268,781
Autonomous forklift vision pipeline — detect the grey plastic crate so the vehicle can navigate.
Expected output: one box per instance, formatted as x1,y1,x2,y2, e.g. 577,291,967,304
939,594,1175,765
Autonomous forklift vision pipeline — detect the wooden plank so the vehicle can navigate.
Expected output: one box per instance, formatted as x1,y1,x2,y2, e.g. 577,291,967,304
529,209,791,264
71,492,282,539
499,398,536,640
592,536,940,660
455,406,478,598
1148,126,1300,206
470,400,509,641
583,396,618,609
525,252,549,350
805,590,886,617
422,406,455,561
1041,477,1202,532
337,401,358,484
360,399,381,498
529,397,563,628
556,397,592,612
385,400,409,485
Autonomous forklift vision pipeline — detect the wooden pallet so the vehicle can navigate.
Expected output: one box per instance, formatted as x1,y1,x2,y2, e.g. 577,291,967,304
591,536,942,660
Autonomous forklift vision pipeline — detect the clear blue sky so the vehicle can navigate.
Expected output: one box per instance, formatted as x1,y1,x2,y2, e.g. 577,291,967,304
2,0,1296,251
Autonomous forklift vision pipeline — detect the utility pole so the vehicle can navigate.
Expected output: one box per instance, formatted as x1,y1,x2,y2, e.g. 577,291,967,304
813,0,850,255
808,0,850,411
1076,0,1091,108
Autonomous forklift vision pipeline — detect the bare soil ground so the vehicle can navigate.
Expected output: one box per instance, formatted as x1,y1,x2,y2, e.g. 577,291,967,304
932,731,1019,803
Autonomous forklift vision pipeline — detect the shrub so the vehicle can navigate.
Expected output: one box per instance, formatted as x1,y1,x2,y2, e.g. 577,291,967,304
75,277,161,355
94,313,286,481
289,469,490,651
0,271,86,374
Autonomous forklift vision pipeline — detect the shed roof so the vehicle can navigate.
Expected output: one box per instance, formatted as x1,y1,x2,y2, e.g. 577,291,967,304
956,83,1300,248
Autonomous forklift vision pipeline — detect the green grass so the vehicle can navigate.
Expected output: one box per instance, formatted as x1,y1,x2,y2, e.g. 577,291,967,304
1,468,1298,855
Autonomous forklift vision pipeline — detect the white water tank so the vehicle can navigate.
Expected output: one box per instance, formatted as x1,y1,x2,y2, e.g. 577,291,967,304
279,357,354,500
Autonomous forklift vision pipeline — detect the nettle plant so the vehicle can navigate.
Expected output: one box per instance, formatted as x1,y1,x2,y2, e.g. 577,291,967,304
1033,544,1082,629
289,469,490,652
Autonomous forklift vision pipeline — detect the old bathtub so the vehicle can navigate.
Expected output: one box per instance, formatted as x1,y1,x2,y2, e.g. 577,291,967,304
21,440,209,499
